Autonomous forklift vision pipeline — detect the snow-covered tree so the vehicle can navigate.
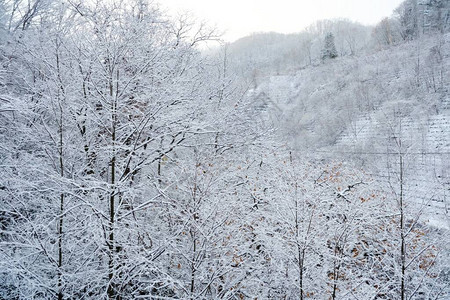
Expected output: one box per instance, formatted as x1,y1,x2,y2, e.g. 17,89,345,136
321,32,338,61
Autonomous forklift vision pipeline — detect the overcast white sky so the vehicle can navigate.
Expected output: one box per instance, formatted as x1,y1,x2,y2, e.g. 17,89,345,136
161,0,404,42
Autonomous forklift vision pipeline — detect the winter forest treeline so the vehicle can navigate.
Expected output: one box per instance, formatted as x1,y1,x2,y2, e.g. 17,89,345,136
0,0,449,299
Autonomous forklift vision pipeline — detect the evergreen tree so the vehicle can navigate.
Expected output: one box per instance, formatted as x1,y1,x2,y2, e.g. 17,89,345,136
321,32,338,60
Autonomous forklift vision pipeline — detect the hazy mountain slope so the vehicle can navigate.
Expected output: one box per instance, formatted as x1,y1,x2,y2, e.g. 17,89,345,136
226,19,372,82
247,33,449,147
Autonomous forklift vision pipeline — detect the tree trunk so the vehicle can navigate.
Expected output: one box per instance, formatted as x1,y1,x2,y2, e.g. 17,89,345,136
400,152,406,300
108,74,117,299
56,41,65,300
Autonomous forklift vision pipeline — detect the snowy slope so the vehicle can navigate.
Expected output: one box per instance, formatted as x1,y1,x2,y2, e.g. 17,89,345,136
246,33,450,228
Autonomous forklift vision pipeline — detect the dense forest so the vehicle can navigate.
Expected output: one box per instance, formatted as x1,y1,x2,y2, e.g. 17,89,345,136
0,0,449,299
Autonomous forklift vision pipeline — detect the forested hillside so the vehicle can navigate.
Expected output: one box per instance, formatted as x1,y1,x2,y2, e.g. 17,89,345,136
0,0,449,299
